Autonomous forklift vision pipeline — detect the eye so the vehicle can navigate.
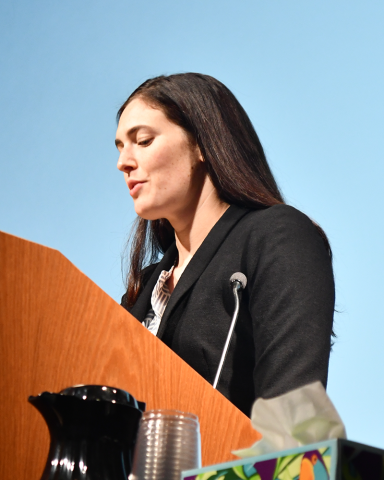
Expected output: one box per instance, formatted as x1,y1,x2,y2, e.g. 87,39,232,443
138,138,153,147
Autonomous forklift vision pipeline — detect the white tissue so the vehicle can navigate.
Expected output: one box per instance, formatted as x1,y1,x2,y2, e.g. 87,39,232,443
233,381,346,458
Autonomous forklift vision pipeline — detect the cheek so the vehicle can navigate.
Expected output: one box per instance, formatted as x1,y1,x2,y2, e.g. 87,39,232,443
148,154,180,183
147,140,199,188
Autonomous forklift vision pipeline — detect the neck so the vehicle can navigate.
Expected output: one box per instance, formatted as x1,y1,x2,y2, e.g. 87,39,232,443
170,181,229,271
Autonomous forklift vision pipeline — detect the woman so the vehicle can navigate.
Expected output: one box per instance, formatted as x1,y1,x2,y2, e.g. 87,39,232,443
115,73,334,416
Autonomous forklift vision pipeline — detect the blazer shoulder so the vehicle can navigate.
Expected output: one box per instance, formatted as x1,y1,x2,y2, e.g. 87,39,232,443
244,203,310,222
243,204,321,236
238,204,331,259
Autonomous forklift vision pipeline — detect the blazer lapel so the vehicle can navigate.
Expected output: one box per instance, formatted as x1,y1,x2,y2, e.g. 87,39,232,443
157,205,250,339
129,242,178,322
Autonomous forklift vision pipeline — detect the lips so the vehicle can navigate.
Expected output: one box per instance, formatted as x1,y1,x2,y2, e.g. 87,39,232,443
128,179,146,197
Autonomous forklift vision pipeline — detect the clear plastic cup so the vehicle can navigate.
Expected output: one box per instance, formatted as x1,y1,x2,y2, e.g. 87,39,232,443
130,410,202,480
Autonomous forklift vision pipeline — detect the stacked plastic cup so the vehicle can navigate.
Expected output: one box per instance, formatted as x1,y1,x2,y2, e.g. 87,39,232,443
130,409,202,480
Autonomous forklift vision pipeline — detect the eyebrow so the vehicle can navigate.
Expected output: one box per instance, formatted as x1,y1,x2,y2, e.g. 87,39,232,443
115,125,151,147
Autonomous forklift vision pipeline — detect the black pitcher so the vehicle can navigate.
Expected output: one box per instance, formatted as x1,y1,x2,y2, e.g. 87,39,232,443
28,385,145,480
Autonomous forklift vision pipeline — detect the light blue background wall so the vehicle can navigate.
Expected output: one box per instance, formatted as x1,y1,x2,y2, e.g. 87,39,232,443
1,0,383,450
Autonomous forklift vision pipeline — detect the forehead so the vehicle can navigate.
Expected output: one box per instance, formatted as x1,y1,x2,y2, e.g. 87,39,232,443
117,98,167,132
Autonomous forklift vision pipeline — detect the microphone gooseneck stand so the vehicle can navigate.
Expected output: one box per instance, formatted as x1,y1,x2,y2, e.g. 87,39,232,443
212,272,247,389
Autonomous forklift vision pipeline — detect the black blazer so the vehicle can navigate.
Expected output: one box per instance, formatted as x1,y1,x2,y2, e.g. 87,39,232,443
124,204,335,416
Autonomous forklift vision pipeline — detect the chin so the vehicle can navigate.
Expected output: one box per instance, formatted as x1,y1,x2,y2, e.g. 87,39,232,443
134,204,164,221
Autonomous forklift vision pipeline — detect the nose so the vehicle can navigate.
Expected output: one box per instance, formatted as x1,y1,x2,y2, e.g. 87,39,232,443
117,145,137,174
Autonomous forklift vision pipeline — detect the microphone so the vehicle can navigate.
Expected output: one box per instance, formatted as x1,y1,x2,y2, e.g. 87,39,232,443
213,272,247,389
230,272,247,290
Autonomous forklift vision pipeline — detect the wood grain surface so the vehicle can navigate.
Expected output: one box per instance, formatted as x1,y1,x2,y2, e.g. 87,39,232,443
0,231,260,479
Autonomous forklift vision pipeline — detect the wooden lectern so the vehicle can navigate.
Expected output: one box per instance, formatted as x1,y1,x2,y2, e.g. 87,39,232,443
0,231,260,479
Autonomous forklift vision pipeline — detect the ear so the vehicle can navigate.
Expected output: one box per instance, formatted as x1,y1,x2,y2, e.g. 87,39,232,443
195,145,205,163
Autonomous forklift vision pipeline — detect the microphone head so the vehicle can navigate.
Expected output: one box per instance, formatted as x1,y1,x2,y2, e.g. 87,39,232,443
230,272,247,289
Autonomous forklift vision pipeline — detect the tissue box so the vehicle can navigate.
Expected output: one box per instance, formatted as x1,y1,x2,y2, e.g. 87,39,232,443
182,439,384,480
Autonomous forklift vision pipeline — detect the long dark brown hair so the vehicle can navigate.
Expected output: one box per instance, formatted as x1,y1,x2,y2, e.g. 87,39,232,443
117,73,331,308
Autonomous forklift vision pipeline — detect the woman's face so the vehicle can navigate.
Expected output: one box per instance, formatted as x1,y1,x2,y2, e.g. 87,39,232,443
116,98,206,223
